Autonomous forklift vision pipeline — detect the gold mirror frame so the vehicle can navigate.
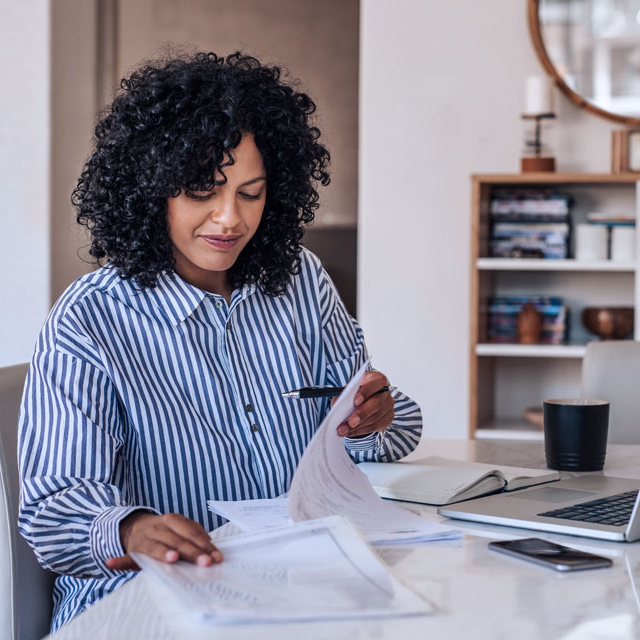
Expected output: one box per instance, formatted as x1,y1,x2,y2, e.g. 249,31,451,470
528,0,640,126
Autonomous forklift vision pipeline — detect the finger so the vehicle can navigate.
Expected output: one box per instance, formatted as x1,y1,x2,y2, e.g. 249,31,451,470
106,554,141,572
135,538,184,564
148,528,221,566
346,407,395,438
354,371,389,406
336,395,387,436
355,381,390,407
337,407,390,438
162,514,222,560
349,394,390,426
346,391,393,430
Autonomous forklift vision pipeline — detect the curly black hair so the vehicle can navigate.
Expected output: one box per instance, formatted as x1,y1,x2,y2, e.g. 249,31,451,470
72,52,331,294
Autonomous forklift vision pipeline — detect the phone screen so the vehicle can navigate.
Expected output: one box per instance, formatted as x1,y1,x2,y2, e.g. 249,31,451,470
488,538,613,571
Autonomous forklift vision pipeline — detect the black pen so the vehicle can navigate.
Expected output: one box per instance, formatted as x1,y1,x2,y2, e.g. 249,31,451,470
282,385,390,399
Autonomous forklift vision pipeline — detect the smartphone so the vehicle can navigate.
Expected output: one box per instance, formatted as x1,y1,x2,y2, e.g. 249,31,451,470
488,538,612,572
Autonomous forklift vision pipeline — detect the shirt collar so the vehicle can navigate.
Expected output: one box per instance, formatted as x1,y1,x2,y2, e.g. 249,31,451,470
147,272,257,325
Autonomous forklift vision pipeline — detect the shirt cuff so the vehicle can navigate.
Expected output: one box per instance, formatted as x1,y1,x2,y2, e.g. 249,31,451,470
343,430,385,452
90,505,159,575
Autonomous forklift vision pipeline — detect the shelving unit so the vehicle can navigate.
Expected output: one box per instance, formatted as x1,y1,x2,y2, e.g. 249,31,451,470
470,173,640,440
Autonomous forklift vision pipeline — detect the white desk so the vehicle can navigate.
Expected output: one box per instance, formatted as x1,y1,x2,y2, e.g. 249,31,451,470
47,439,640,639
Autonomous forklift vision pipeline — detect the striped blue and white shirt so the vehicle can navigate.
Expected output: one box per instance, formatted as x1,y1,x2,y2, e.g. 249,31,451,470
18,248,422,632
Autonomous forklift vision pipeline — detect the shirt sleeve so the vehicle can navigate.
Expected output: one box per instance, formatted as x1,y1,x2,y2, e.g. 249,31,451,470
316,259,422,463
18,327,157,579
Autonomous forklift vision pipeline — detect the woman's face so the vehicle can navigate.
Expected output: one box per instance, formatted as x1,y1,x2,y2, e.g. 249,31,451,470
167,134,267,296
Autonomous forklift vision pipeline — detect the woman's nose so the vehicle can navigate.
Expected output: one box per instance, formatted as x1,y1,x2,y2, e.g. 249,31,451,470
210,196,240,228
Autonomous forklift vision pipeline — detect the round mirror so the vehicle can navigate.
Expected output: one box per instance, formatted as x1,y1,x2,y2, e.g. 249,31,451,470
529,0,640,125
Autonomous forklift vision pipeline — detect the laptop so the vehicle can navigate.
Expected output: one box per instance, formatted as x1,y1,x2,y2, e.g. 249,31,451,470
438,474,640,542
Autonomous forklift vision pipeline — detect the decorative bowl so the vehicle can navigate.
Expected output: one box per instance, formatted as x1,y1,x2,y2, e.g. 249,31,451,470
524,406,544,429
581,306,634,340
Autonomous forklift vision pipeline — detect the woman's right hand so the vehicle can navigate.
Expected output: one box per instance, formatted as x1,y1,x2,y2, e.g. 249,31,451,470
105,512,223,572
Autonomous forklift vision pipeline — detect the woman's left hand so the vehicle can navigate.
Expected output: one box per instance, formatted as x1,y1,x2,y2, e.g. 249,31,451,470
336,371,394,438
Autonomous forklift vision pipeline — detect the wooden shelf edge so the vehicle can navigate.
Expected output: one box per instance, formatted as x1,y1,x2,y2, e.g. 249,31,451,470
471,173,640,184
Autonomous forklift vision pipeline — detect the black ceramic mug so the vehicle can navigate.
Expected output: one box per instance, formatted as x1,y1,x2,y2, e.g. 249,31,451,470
543,399,610,471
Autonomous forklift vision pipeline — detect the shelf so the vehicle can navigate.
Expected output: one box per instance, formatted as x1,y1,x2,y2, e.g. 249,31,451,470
477,258,635,272
472,173,640,185
470,173,640,439
476,344,587,358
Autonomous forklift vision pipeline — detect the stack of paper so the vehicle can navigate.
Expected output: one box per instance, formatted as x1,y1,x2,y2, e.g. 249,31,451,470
133,516,433,623
209,360,461,546
208,495,455,546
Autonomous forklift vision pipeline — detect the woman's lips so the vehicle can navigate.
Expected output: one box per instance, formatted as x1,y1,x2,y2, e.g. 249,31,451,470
200,234,241,250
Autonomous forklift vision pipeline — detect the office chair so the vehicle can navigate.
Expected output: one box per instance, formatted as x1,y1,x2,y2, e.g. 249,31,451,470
0,364,55,640
581,340,640,445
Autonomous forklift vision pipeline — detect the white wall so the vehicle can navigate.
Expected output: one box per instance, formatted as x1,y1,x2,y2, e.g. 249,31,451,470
358,0,617,439
0,1,50,367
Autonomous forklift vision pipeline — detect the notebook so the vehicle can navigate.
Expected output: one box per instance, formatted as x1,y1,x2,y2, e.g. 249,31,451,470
357,456,560,506
439,474,640,542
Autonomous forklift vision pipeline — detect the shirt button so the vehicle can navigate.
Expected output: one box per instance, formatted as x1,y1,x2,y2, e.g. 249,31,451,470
250,424,259,432
245,404,254,412
215,300,223,309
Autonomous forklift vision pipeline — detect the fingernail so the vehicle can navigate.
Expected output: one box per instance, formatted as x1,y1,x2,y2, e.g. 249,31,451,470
349,416,360,427
337,425,348,436
354,394,363,406
165,550,178,562
197,554,212,567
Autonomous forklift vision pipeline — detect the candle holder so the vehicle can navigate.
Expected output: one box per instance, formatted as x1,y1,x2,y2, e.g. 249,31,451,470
521,113,556,172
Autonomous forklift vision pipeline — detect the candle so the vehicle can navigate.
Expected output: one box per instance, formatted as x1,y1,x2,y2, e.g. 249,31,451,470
524,75,553,114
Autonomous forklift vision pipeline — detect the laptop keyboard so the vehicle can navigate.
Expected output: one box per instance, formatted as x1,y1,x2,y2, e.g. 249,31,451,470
538,490,638,527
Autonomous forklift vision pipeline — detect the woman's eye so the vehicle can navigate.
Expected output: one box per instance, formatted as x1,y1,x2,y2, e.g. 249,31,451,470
240,192,262,201
185,191,215,201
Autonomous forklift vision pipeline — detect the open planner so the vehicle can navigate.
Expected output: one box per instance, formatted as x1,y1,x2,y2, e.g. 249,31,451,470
357,456,560,506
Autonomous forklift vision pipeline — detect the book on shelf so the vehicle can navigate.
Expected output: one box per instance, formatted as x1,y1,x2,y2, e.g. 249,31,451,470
490,188,572,217
489,189,572,258
490,239,568,259
487,295,569,344
357,456,560,506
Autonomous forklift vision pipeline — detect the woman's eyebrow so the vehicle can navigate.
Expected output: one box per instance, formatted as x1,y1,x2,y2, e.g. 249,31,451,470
240,176,267,187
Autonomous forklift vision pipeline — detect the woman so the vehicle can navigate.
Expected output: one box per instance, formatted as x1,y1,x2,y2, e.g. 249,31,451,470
18,52,422,631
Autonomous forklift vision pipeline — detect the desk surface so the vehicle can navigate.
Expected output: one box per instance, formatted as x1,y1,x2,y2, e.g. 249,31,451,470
48,439,640,640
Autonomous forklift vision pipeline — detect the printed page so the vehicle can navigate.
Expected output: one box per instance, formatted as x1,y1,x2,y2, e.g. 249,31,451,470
132,516,433,623
287,361,460,544
208,497,291,530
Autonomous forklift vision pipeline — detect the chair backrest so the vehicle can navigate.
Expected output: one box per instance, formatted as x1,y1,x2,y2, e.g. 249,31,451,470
0,364,55,640
581,341,640,445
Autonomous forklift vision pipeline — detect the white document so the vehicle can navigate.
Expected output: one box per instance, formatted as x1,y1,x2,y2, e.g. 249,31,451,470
133,515,432,623
287,361,459,544
208,497,291,530
209,360,460,545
